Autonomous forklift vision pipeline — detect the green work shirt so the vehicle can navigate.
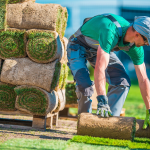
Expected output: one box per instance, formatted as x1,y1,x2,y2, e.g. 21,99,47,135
81,13,144,65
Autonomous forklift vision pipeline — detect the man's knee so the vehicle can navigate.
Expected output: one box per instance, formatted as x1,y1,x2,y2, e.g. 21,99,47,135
75,68,94,96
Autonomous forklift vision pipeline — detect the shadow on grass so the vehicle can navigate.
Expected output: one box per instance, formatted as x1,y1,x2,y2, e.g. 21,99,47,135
0,127,75,141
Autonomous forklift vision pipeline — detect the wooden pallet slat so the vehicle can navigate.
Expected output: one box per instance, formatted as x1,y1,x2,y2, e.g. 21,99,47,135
0,110,58,130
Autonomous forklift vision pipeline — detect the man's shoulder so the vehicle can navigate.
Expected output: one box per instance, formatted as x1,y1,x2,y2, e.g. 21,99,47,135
110,14,130,26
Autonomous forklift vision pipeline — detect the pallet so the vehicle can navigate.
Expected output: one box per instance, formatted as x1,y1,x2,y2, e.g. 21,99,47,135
0,110,58,130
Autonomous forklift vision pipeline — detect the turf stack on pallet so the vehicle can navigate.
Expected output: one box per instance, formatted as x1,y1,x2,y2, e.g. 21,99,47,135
0,1,68,115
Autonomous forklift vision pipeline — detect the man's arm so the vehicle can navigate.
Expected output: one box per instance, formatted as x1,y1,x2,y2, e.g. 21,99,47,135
94,45,110,96
94,45,112,117
134,63,150,109
134,63,150,129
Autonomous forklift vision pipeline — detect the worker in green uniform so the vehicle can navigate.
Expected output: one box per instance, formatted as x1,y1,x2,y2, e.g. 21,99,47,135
67,13,150,129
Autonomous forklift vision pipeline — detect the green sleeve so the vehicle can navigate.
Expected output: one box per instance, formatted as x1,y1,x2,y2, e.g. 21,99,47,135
98,27,118,54
123,46,144,65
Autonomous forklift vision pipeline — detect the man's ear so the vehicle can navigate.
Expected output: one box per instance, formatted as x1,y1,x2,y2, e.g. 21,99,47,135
135,31,140,37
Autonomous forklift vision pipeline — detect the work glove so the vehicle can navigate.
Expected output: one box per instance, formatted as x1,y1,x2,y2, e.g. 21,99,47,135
143,109,150,129
96,95,113,117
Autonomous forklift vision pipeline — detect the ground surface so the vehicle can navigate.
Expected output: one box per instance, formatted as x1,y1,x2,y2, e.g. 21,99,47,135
0,114,77,144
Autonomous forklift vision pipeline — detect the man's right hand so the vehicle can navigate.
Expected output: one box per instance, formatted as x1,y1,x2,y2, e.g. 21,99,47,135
96,95,113,117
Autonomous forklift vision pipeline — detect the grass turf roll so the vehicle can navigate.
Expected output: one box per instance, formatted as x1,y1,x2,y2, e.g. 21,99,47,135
51,62,67,91
61,64,68,89
77,113,136,141
0,82,16,111
25,29,63,63
61,8,68,38
15,85,58,116
0,28,26,59
8,0,35,4
0,0,7,30
135,119,150,138
65,82,77,104
7,2,67,38
1,58,62,92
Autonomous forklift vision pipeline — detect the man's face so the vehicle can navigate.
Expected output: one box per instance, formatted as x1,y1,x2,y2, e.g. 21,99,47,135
134,33,149,47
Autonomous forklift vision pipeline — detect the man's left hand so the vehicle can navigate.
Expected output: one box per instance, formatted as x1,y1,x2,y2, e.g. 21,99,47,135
143,109,150,129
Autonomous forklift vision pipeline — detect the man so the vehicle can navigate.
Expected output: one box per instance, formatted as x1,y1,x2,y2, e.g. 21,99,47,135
67,13,150,129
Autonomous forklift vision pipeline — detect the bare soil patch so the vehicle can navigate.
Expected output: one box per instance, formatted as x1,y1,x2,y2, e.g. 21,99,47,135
0,114,77,144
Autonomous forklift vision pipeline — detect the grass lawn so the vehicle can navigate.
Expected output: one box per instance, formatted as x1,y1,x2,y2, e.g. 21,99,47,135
0,138,129,150
1,137,150,150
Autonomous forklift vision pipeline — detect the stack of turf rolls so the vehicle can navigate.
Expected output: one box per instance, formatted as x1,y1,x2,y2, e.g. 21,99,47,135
0,0,68,116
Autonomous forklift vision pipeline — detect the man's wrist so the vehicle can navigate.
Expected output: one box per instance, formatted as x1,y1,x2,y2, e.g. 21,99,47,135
97,95,108,103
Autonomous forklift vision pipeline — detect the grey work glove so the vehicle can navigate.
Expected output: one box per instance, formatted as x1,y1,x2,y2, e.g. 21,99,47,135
96,95,113,117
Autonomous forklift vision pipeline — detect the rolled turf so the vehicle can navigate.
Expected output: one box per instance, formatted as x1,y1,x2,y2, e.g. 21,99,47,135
135,119,150,138
7,2,68,38
51,63,68,91
7,0,35,4
0,82,16,111
0,0,7,31
0,28,26,59
60,37,68,64
61,8,68,38
1,58,64,92
25,29,63,63
15,85,58,116
77,113,136,141
53,89,65,112
65,82,78,104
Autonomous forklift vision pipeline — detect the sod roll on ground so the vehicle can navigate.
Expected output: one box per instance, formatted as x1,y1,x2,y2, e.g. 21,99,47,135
0,28,26,59
7,2,68,38
25,29,64,63
1,58,66,92
135,119,150,138
15,85,58,116
0,82,16,111
77,113,136,141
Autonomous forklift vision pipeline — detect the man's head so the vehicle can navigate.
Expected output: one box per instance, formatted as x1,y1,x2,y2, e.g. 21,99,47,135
133,16,150,47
